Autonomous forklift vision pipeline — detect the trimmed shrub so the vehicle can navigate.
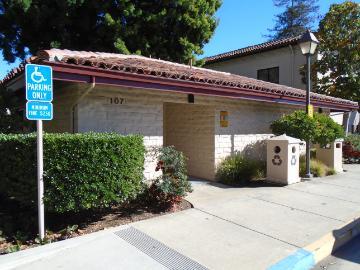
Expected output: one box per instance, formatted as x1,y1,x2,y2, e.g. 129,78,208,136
147,146,192,208
299,156,335,177
216,153,265,186
270,111,344,145
0,133,145,213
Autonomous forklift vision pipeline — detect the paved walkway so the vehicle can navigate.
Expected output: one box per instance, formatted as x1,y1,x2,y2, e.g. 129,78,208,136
1,165,359,270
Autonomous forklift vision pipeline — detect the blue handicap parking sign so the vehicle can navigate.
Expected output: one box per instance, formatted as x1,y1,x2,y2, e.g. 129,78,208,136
25,64,53,102
26,101,53,121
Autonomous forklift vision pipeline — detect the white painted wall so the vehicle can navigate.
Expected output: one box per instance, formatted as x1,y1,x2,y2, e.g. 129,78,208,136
205,46,314,90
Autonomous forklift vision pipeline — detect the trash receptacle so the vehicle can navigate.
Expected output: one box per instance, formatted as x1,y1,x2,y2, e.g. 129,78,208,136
266,134,301,185
315,139,343,172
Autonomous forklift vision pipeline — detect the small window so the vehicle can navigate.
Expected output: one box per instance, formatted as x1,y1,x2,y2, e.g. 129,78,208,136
257,67,279,84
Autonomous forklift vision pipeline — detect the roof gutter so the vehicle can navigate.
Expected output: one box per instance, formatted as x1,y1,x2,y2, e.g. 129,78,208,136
3,61,357,112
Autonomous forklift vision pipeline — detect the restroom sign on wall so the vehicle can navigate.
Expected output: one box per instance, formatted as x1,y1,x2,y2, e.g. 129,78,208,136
220,111,229,127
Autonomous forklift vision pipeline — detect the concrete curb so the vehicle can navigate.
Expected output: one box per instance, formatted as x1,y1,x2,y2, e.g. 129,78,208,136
0,224,130,270
267,217,360,270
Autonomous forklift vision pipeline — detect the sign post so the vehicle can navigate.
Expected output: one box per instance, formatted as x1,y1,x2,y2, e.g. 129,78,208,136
25,64,53,240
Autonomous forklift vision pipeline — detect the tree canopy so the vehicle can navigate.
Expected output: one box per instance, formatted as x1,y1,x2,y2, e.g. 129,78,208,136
0,0,221,64
315,1,360,102
267,0,319,40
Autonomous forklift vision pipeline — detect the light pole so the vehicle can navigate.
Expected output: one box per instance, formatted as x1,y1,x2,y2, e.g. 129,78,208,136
298,30,319,179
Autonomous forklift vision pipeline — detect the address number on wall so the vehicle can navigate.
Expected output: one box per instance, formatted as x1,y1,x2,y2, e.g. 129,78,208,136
109,97,125,104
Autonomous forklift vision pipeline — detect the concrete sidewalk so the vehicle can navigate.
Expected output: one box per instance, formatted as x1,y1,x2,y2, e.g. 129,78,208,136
1,165,359,270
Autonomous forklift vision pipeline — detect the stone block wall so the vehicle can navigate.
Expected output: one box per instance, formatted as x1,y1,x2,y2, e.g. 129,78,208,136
214,103,297,167
164,103,215,180
77,89,164,180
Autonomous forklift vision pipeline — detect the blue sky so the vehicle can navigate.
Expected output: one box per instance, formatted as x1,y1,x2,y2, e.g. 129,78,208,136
0,0,345,80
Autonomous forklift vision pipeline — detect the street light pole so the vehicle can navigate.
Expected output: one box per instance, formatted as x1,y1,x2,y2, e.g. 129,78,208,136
298,30,319,179
305,54,312,178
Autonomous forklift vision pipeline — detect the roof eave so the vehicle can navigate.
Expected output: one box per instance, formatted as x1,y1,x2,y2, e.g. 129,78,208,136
204,39,299,65
3,61,357,112
46,61,360,111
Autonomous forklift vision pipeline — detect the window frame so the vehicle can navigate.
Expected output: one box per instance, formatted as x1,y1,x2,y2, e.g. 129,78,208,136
257,67,279,84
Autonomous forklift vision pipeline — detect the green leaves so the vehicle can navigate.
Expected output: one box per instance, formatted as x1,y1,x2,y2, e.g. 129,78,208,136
270,110,344,144
267,0,320,40
0,0,221,64
216,154,265,185
149,146,192,206
315,1,360,102
0,133,145,213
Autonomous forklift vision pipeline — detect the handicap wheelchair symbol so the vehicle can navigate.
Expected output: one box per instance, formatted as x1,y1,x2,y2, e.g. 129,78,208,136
31,67,47,83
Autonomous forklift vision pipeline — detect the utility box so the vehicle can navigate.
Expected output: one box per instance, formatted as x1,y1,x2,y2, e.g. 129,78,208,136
266,134,301,185
315,139,343,172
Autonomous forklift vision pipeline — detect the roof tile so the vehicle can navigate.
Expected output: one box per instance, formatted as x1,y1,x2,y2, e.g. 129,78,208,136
0,49,357,109
204,35,301,64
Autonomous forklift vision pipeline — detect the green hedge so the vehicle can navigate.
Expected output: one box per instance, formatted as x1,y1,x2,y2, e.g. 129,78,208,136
0,133,145,213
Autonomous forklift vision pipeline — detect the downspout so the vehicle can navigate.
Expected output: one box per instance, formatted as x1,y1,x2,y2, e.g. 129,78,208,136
345,111,351,136
71,76,96,133
288,44,294,87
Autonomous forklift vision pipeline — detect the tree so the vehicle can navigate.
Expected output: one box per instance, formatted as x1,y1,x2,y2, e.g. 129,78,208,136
0,86,33,133
314,1,360,102
267,0,319,40
0,0,221,64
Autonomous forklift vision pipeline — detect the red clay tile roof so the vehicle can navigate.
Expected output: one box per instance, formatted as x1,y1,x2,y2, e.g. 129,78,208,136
1,49,358,109
204,35,301,64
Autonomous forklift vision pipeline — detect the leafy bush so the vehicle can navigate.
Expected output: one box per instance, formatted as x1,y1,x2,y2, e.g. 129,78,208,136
216,153,265,186
0,133,145,213
147,146,192,207
299,156,335,177
270,110,344,145
344,134,360,151
271,111,318,142
315,113,345,146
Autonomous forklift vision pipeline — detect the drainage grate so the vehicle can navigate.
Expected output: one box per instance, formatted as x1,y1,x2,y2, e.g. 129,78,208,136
114,227,208,270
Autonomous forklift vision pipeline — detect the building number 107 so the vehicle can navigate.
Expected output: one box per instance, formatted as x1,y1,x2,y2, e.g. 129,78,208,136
110,97,125,105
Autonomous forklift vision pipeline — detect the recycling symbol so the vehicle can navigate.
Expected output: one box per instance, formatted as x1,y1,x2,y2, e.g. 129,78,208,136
272,155,282,166
291,155,297,166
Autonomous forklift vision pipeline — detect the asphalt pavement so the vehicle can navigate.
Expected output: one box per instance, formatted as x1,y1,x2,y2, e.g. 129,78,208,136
312,235,360,270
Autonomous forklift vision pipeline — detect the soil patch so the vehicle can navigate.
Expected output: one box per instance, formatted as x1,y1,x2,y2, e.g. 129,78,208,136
0,196,192,254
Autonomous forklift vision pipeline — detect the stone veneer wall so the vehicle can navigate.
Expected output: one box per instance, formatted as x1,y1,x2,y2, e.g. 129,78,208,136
214,104,297,168
76,88,165,180
68,84,315,181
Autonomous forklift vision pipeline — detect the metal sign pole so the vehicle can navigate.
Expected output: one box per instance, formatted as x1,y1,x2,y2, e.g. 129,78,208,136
25,64,53,240
37,119,45,240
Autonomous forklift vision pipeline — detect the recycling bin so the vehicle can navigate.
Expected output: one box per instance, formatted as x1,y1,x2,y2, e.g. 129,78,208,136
266,134,302,185
315,139,343,172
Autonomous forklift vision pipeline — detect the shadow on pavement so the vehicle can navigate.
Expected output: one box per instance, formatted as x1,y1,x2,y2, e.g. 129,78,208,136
189,178,285,189
331,218,360,264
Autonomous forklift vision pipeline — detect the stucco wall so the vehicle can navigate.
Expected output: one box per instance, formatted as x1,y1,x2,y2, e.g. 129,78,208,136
44,83,81,133
164,103,215,180
205,46,314,90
